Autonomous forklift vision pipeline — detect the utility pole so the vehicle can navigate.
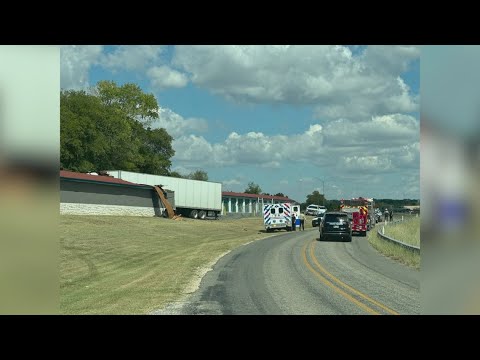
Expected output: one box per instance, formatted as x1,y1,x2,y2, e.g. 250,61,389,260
312,176,326,207
303,176,331,209
322,180,325,206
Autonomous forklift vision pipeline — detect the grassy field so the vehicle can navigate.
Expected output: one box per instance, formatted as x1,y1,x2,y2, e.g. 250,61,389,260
384,216,420,247
368,216,420,270
61,214,314,314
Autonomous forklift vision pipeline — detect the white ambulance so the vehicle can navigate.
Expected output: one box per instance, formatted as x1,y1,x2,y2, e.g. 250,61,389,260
263,203,301,232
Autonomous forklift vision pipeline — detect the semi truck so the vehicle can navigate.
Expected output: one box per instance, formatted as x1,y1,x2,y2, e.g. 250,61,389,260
107,170,222,219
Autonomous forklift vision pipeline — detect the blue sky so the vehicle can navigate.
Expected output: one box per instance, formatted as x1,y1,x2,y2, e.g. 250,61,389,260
61,45,420,202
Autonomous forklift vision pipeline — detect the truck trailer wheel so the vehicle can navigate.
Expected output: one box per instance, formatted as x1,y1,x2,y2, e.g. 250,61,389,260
190,210,198,219
198,210,206,220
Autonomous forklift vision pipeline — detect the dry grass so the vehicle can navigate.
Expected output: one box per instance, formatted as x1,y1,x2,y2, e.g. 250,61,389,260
384,216,420,247
304,215,316,230
60,215,281,314
368,217,420,270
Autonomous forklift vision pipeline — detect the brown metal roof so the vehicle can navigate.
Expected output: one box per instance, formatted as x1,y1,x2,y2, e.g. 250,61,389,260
60,172,295,201
222,191,296,203
60,170,148,187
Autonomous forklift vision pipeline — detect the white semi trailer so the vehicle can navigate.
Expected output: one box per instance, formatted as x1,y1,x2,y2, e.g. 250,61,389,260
107,170,222,219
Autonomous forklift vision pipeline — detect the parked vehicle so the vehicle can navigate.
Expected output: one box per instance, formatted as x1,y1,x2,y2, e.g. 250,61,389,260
306,204,326,216
319,212,352,242
106,170,222,219
312,212,325,227
263,203,298,232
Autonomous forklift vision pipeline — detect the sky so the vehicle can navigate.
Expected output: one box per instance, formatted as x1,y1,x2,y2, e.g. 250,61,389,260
60,45,420,202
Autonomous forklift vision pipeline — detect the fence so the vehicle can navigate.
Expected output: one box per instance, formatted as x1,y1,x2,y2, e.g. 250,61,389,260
377,214,420,253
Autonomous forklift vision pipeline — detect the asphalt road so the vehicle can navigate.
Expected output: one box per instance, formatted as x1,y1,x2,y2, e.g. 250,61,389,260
159,228,420,315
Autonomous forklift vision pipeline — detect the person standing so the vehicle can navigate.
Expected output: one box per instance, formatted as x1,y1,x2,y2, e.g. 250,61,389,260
300,212,305,231
390,210,393,222
291,213,296,231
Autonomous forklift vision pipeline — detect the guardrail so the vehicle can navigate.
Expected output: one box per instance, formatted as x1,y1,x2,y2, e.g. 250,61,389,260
376,216,420,253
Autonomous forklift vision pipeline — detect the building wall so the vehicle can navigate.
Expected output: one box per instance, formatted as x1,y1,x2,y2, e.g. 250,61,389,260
221,196,293,216
60,203,160,217
60,180,165,216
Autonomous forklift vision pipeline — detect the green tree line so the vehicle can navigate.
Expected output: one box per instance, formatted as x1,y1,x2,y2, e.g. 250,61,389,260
170,169,209,181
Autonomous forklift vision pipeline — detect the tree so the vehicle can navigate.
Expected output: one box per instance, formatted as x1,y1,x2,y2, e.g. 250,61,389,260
61,81,175,175
169,171,186,178
61,90,137,173
245,182,262,194
326,200,340,211
188,170,208,181
306,190,326,206
137,126,174,175
94,80,159,126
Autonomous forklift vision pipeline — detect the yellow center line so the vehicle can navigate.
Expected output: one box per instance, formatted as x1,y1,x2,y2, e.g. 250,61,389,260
309,241,399,315
301,242,379,315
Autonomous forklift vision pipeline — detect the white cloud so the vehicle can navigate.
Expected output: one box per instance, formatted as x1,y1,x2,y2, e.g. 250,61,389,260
100,45,164,71
306,124,323,136
147,65,188,89
260,161,281,169
222,179,242,186
173,45,419,120
361,45,420,74
153,107,208,139
62,45,180,90
393,142,420,169
341,155,393,173
173,135,214,163
61,45,103,90
318,115,419,174
324,114,420,143
172,113,419,174
314,76,417,120
323,114,419,148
